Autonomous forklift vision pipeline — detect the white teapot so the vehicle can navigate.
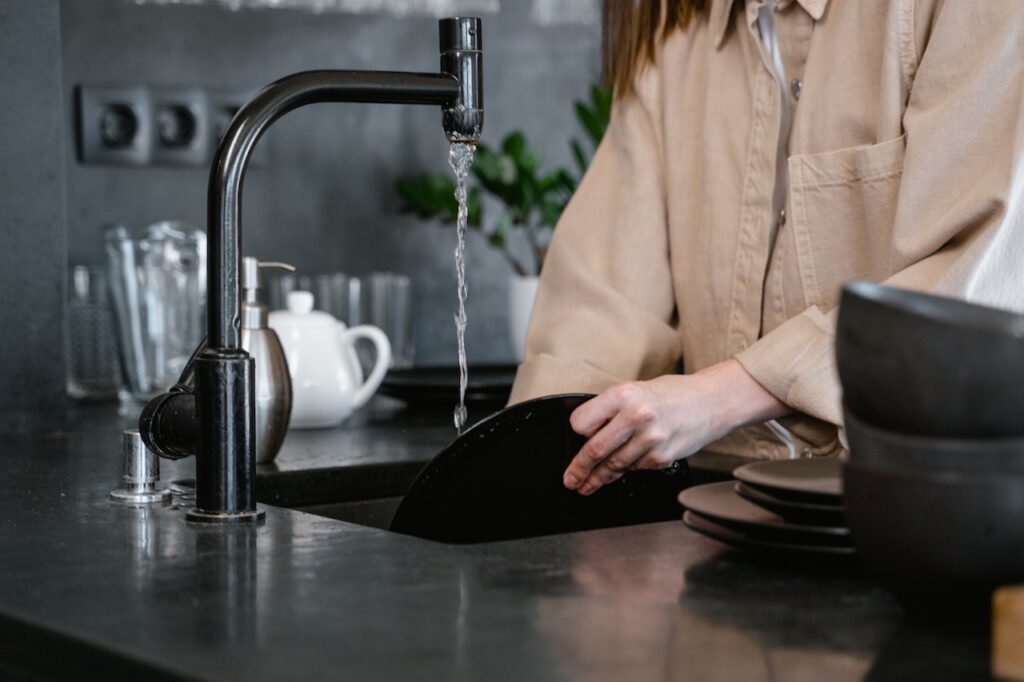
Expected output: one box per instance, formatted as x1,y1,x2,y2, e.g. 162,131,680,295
269,291,391,429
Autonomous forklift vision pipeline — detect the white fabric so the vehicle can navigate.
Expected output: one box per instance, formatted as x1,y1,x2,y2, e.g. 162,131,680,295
757,0,801,457
757,0,792,235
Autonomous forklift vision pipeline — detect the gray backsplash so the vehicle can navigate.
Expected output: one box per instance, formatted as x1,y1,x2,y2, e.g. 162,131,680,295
0,0,68,432
61,0,600,365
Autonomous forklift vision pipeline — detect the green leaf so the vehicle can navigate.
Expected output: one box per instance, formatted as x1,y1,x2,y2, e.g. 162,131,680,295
539,199,565,228
540,168,576,194
575,101,605,151
394,173,483,229
465,187,483,228
592,83,612,126
518,143,541,173
471,144,503,184
502,132,526,160
570,139,588,178
395,174,458,223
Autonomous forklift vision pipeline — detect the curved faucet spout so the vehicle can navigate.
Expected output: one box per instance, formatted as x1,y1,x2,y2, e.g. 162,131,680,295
209,70,461,349
140,18,485,524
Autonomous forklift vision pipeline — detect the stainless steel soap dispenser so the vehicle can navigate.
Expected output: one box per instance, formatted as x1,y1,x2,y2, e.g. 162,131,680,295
241,257,294,463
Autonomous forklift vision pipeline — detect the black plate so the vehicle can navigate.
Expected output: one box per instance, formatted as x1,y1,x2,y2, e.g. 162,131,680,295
734,483,846,525
733,458,843,504
390,394,692,544
380,364,518,406
678,482,851,543
683,511,857,557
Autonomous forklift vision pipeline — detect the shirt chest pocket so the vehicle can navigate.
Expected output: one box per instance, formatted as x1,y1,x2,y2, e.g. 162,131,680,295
770,135,906,318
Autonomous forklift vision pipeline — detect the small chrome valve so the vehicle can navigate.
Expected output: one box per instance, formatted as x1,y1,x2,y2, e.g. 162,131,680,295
110,430,172,504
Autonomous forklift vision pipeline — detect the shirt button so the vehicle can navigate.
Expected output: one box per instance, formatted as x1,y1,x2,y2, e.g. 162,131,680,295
791,79,802,100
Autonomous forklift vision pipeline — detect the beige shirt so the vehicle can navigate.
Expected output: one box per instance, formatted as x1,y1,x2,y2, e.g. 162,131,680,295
510,0,1024,459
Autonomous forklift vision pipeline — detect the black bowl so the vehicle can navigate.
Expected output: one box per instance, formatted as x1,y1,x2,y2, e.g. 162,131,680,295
836,280,1024,438
844,405,1024,475
843,460,1024,596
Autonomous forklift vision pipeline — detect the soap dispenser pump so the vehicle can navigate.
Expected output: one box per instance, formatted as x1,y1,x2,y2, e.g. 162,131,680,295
241,257,295,463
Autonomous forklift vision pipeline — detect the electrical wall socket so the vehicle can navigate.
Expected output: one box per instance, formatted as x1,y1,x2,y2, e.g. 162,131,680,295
76,84,265,167
77,85,152,165
150,87,209,166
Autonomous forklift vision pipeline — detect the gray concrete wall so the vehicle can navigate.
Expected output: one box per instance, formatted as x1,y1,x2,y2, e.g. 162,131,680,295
61,0,601,365
0,0,68,431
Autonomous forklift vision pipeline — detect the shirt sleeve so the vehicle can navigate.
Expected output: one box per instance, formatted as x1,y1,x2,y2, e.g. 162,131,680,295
735,0,1024,426
508,76,683,404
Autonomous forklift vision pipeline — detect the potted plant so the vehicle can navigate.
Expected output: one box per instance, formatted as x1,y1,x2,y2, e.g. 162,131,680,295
396,83,611,360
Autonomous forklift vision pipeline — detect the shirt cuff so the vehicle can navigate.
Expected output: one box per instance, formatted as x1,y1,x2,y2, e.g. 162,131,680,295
733,306,843,427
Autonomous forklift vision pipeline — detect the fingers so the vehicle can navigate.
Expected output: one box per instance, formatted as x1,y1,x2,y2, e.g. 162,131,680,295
564,381,683,495
576,432,656,495
562,411,635,490
569,390,624,437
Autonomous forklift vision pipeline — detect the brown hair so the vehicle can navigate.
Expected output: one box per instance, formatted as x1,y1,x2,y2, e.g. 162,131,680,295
602,0,709,97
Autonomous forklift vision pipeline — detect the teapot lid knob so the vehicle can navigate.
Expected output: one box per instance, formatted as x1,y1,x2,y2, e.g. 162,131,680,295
287,290,315,315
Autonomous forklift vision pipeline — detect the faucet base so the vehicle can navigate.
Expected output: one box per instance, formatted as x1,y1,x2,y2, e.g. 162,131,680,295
185,506,266,524
111,488,172,505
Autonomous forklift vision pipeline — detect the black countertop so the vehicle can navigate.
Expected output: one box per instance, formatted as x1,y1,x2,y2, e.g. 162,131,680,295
0,399,991,680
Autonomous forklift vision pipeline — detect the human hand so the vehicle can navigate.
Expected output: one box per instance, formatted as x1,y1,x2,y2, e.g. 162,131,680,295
563,359,792,495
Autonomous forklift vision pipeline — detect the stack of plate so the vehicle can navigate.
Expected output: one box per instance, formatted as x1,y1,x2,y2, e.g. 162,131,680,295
679,458,854,558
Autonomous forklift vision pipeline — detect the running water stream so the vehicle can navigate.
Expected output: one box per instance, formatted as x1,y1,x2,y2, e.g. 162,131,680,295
448,141,476,433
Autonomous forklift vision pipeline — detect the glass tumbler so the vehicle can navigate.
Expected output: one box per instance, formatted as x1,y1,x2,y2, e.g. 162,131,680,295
65,266,121,400
267,271,361,325
360,272,414,369
105,222,206,408
265,270,414,369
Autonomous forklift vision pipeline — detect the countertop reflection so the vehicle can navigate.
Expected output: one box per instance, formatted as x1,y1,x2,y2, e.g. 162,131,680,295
0,400,990,680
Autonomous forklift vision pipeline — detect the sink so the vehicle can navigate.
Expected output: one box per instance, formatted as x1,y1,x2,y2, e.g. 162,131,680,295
169,394,740,544
252,458,732,544
255,460,424,531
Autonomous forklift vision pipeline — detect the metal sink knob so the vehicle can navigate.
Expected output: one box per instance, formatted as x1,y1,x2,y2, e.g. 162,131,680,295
110,430,172,504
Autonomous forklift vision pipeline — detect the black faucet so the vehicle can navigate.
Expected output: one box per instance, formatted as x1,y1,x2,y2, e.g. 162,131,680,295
139,17,483,523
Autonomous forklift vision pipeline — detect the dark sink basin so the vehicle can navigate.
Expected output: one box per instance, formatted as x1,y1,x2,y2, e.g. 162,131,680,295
255,459,423,531
253,458,710,544
248,396,736,543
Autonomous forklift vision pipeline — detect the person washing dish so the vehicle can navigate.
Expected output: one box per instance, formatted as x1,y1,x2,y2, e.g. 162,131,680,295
509,0,1024,495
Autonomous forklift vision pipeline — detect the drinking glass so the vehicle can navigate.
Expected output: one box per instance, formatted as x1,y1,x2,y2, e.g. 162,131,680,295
265,270,414,368
105,222,206,409
360,272,414,369
267,272,361,324
65,266,121,400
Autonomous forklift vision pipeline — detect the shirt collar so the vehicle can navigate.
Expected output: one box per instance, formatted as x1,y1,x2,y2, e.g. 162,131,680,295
712,0,830,48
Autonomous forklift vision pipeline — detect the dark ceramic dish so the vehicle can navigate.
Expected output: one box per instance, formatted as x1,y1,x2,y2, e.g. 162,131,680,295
844,405,1024,475
390,394,691,544
678,481,851,542
379,364,517,406
836,280,1024,438
732,458,843,503
683,511,856,558
843,460,1024,595
734,483,846,525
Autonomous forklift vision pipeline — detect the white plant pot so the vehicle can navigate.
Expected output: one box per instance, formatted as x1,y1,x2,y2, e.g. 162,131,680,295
509,274,540,362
